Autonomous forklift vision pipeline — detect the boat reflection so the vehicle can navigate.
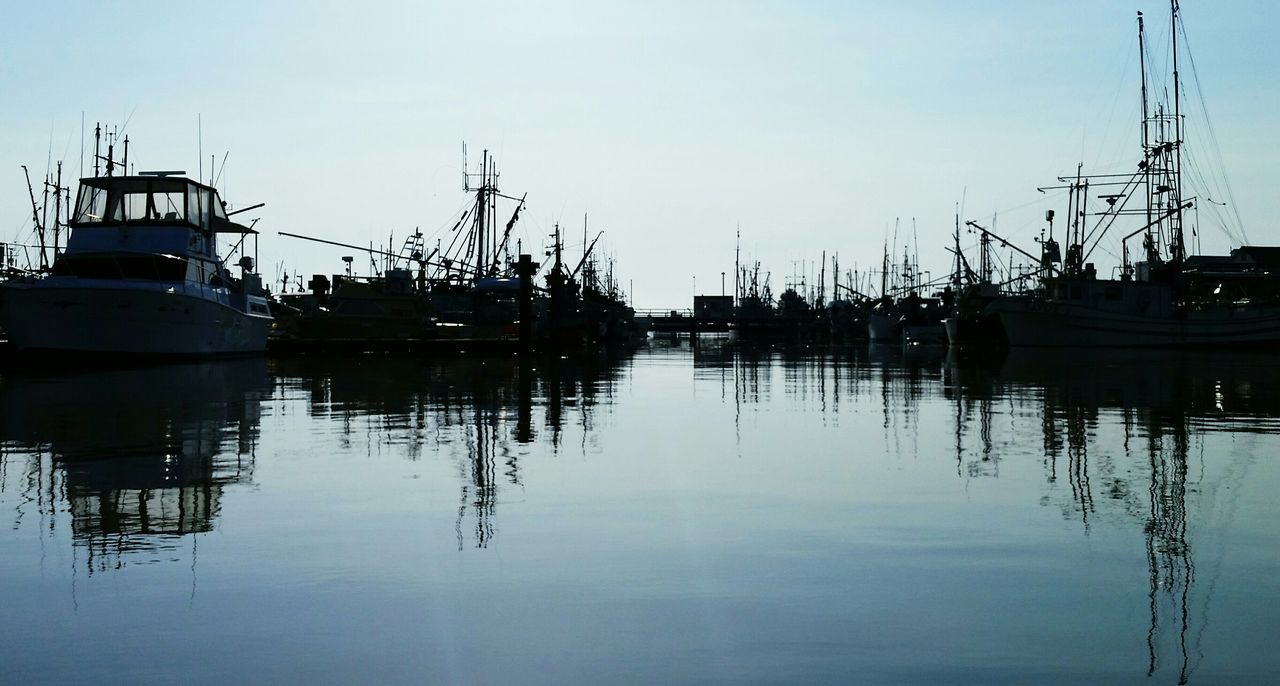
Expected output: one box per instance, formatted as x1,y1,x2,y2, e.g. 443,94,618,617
682,336,947,414
689,341,1277,683
268,348,634,547
0,359,269,573
947,348,1280,684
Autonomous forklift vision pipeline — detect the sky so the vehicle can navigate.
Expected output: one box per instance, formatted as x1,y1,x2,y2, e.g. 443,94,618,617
2,0,1278,307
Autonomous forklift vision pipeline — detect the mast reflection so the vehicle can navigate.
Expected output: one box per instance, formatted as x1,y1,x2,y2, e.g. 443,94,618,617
269,348,633,548
949,348,1280,684
0,359,268,574
683,337,948,413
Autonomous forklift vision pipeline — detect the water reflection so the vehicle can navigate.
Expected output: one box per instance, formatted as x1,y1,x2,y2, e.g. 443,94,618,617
268,349,634,548
683,336,947,415
0,360,268,573
684,341,1279,683
945,349,1280,685
0,342,1275,682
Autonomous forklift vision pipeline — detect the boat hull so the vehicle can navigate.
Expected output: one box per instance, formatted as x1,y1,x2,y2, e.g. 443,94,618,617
944,314,1006,348
867,313,900,342
903,322,947,346
993,299,1280,348
0,280,272,355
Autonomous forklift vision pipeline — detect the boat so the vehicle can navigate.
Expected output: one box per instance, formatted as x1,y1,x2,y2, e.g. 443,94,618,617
0,170,272,355
942,211,1025,348
275,147,529,349
868,234,947,343
993,248,1280,347
988,2,1280,348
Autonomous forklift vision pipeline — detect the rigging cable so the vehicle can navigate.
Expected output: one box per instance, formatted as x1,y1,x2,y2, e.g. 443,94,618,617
1177,16,1249,243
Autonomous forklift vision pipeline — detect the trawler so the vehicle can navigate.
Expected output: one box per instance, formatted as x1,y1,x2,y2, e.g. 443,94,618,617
0,172,272,355
989,1,1280,348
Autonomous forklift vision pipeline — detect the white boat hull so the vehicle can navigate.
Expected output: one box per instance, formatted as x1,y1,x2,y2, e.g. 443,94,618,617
994,299,1280,348
0,280,272,355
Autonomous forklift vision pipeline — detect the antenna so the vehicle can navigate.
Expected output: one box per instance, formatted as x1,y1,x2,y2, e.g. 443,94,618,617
93,123,101,177
51,162,63,256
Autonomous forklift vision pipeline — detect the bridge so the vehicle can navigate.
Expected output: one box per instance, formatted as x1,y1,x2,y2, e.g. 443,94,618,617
635,308,735,333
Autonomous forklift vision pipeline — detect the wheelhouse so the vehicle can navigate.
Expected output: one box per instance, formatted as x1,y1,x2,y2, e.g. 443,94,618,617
70,175,250,235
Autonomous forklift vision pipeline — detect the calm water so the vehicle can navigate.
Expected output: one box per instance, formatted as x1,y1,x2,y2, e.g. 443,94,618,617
2,340,1279,684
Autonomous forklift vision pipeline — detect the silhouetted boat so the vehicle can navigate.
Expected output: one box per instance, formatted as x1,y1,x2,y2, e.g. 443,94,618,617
0,171,272,355
989,3,1280,348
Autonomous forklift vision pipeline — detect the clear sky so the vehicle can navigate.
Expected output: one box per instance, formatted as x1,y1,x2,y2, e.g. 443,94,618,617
2,0,1277,306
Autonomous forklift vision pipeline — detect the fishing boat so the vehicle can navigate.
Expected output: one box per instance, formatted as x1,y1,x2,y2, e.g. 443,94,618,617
868,233,947,343
0,171,272,355
276,147,526,348
989,2,1280,348
942,213,1045,348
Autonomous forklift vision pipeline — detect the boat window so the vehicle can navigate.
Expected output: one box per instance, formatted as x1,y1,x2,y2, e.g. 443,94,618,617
186,258,206,282
213,199,228,219
187,186,211,229
154,191,186,221
74,186,110,223
73,184,191,225
120,255,188,280
50,254,189,281
116,192,151,222
52,256,120,279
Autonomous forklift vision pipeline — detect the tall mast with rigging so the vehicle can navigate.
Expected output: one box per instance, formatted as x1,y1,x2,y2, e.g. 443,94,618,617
1170,0,1185,262
1138,12,1152,232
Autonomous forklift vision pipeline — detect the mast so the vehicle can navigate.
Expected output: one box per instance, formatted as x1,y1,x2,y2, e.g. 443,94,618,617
832,252,839,303
51,162,63,256
819,250,826,306
880,241,888,298
106,127,115,177
1138,12,1152,231
93,123,101,177
22,166,47,270
980,216,992,283
734,225,740,306
1170,0,1185,261
477,150,488,278
488,154,497,274
40,173,49,252
912,217,920,292
554,222,563,274
953,208,962,287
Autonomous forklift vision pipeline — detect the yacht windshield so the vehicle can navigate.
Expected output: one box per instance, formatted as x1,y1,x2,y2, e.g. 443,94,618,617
72,178,208,228
74,186,110,223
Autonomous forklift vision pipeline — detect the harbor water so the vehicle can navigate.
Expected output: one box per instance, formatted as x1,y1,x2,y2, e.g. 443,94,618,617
2,340,1279,684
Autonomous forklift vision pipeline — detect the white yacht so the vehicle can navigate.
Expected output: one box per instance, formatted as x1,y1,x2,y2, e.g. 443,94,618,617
0,173,272,355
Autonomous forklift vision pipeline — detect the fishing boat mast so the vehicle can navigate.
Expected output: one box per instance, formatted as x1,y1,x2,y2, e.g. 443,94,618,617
1139,12,1151,232
1171,0,1185,263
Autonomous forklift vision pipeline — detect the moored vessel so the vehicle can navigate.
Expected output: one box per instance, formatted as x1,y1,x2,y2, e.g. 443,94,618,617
989,2,1280,348
0,171,272,355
